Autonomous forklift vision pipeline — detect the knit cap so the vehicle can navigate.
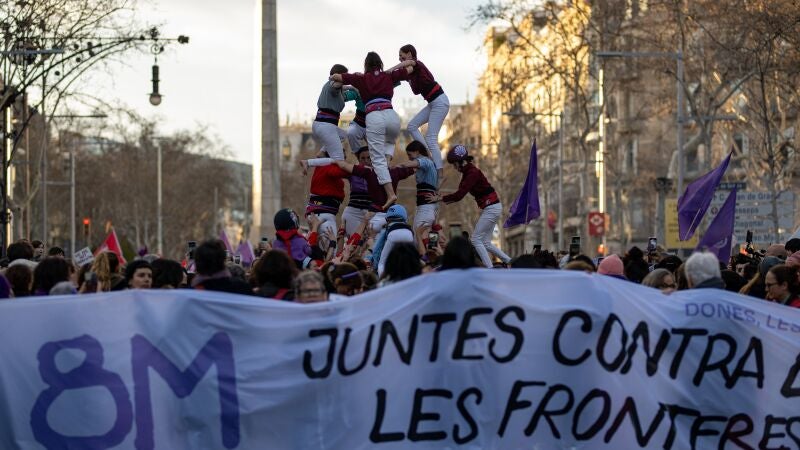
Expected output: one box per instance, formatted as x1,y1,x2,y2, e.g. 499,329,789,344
785,251,800,268
598,254,625,277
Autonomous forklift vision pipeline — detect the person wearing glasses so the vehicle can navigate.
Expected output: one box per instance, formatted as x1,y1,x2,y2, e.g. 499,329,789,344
294,271,328,304
765,265,800,307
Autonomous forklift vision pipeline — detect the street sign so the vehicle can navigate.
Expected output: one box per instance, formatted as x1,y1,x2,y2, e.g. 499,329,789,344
588,212,605,237
707,190,796,247
718,182,746,191
665,198,699,249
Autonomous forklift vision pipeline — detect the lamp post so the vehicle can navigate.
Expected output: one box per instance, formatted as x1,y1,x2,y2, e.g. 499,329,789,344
595,51,685,195
49,114,107,256
157,140,162,255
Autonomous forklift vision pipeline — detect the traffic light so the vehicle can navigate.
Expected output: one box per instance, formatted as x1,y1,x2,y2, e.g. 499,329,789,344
83,218,91,245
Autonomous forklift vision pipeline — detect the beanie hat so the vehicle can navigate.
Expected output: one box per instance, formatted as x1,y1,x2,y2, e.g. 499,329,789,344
598,254,625,277
274,209,299,231
759,256,782,277
786,251,800,268
385,204,407,222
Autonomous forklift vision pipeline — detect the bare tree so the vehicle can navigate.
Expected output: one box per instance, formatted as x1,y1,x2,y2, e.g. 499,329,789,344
471,0,633,250
1,0,188,252
48,108,244,259
730,0,800,240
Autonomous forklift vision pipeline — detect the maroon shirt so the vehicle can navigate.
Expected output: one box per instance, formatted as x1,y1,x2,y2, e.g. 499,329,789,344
351,164,415,210
406,60,440,98
341,69,410,103
442,163,499,209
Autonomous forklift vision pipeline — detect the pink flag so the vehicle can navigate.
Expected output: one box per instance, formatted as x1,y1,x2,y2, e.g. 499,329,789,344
94,229,127,265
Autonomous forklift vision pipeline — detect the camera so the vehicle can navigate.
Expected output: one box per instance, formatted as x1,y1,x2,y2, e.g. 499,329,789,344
187,241,197,260
233,255,241,265
427,232,439,249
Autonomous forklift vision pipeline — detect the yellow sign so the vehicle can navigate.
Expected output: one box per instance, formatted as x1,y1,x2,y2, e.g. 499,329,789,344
665,198,699,249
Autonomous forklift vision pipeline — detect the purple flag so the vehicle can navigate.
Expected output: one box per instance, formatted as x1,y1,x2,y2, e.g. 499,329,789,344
678,152,732,240
219,229,233,254
504,141,541,228
237,240,256,266
696,187,737,262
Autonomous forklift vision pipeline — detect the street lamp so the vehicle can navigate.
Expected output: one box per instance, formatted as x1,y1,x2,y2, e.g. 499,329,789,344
146,28,189,107
595,51,686,195
149,64,162,106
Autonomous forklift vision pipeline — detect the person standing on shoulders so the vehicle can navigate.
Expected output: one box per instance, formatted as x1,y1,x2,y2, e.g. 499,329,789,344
312,64,350,161
427,145,511,268
393,44,449,181
330,52,414,210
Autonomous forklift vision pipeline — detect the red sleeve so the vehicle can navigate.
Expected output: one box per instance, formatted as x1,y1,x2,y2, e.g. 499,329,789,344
390,166,415,181
351,164,372,178
347,233,361,246
442,172,476,204
308,231,318,247
341,73,362,89
390,67,411,83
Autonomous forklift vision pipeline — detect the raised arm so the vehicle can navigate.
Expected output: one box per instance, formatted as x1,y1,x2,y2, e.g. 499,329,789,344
302,157,355,175
394,160,420,169
386,59,416,72
330,74,344,83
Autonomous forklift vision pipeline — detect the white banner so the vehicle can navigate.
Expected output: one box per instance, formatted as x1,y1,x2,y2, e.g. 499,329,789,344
1,270,799,449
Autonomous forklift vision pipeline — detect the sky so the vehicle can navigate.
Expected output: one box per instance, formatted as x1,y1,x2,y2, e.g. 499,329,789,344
88,0,489,163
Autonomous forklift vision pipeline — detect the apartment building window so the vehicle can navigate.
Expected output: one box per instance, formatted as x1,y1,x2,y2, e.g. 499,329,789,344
631,198,645,229
686,148,699,174
625,139,638,175
733,133,748,156
625,0,648,19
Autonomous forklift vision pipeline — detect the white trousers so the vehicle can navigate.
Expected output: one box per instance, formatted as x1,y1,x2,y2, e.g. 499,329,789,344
471,203,511,268
407,94,450,170
413,203,439,230
365,109,401,185
342,207,385,237
312,121,346,160
316,212,338,249
347,122,366,154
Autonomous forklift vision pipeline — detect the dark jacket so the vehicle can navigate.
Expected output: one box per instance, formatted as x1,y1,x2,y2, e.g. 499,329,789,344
194,277,253,296
694,277,725,290
259,282,294,301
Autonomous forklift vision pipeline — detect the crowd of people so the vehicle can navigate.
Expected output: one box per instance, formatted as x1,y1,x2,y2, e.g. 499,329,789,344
0,45,798,310
0,231,798,309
